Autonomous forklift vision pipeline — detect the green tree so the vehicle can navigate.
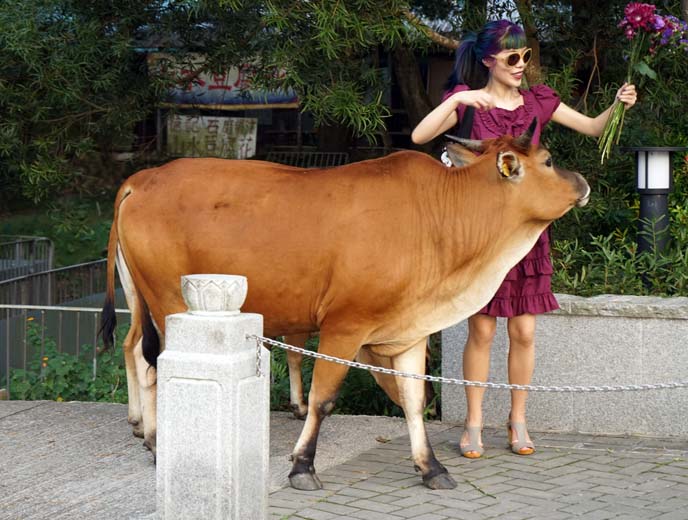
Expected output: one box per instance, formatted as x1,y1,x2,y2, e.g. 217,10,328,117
0,0,168,204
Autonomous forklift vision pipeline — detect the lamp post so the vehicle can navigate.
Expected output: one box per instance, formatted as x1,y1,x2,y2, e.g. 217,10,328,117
625,146,686,254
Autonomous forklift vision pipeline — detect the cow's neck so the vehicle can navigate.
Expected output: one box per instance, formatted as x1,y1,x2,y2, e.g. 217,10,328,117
402,161,547,335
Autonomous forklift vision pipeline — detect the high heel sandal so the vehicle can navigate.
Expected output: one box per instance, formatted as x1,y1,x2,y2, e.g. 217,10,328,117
507,420,535,456
460,421,484,459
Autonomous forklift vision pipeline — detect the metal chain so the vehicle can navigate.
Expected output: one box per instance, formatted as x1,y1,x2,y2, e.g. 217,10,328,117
248,334,688,393
255,336,262,378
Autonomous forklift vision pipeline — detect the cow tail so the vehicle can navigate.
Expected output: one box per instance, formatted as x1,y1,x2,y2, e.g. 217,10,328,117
99,204,121,351
140,294,160,369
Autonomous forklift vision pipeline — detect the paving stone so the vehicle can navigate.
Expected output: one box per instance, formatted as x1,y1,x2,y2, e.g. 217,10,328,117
556,499,609,515
431,510,489,520
472,500,527,517
475,481,520,494
292,508,340,520
652,511,688,520
393,502,446,518
335,487,380,499
350,480,399,493
348,509,405,520
309,501,361,516
576,510,620,520
428,497,486,512
344,498,402,514
385,494,437,508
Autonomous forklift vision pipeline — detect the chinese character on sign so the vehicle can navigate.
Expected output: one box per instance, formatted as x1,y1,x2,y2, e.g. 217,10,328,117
167,115,257,159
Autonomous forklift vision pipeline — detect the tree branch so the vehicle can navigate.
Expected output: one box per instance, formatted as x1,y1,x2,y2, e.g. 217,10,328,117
577,35,600,113
401,9,460,50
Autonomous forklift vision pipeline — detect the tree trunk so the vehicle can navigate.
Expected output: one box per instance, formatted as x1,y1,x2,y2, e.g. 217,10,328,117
682,0,688,23
391,44,434,151
515,0,543,85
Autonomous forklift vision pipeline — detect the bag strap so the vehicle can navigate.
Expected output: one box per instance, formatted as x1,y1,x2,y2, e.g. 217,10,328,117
456,105,475,139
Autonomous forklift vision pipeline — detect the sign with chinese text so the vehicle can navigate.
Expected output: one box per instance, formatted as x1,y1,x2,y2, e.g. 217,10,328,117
167,115,257,159
150,53,298,108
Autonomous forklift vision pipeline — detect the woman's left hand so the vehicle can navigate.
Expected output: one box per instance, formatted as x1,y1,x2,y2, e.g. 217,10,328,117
616,82,637,110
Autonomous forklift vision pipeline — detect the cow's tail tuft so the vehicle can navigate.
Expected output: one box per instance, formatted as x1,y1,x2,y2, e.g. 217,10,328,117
99,209,120,350
141,295,160,368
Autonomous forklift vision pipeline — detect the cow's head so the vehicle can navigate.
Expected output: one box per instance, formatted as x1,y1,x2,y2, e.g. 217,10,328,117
444,119,590,220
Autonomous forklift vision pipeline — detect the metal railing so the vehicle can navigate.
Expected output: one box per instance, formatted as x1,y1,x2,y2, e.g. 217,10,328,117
265,149,350,168
0,236,54,281
0,259,107,307
0,304,130,400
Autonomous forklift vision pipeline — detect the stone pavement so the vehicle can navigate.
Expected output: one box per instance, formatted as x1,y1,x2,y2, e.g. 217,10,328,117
270,427,688,520
1,401,687,519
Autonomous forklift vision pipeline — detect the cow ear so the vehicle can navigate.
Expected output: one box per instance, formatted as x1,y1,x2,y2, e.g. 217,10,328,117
445,143,479,166
496,151,523,179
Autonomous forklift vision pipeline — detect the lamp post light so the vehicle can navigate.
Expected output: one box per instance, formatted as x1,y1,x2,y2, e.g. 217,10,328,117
625,146,686,255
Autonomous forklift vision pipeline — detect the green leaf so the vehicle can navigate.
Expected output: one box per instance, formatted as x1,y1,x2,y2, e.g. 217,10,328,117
634,61,658,80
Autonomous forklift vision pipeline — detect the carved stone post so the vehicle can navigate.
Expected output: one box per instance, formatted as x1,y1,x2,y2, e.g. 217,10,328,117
156,274,269,520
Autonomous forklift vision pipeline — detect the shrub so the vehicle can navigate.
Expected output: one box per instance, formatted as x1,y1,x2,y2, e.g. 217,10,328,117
9,322,127,403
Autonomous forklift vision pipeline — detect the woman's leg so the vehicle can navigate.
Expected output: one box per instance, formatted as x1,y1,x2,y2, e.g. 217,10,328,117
460,313,497,456
506,313,536,451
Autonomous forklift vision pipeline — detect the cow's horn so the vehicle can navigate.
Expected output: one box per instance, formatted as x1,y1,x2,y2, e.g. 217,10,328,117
513,118,538,150
444,134,486,153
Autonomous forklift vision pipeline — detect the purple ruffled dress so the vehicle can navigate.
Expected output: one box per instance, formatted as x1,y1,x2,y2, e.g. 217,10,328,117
442,84,562,317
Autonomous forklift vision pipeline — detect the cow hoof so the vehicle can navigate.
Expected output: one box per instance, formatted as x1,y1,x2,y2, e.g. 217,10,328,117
143,436,157,457
423,472,457,490
290,403,308,420
289,472,323,491
128,417,144,438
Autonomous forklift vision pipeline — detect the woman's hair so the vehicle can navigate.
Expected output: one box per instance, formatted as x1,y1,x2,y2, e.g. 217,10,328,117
445,20,527,91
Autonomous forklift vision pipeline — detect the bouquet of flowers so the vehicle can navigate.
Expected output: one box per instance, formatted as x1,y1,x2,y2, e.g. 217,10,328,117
598,2,688,164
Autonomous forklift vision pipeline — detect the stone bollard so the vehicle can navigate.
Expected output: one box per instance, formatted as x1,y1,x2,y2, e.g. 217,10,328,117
156,274,269,520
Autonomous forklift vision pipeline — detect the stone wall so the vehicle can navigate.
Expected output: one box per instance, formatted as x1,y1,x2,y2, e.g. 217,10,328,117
441,294,688,437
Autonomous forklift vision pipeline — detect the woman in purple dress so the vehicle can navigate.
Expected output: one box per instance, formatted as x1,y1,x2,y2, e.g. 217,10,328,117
412,20,637,458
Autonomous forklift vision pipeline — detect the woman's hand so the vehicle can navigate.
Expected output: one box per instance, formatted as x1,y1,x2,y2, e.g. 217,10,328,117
452,89,496,111
616,82,637,110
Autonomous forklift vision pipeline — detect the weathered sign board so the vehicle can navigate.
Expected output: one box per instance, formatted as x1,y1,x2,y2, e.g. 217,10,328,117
166,115,257,159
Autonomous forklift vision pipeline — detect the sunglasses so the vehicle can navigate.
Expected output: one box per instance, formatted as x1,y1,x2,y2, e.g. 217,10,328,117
493,48,532,67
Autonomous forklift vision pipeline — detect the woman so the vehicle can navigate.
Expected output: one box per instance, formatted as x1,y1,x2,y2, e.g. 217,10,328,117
411,20,636,458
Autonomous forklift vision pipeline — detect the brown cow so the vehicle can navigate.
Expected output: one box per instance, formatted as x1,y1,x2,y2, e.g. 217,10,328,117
101,120,590,490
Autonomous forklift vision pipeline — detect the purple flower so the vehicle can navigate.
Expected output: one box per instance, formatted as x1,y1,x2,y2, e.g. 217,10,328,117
652,15,665,30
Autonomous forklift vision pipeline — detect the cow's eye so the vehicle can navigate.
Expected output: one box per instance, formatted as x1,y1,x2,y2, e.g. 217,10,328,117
545,157,552,168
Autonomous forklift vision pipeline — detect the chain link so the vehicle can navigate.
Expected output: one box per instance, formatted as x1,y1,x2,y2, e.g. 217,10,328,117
255,336,262,377
249,334,688,393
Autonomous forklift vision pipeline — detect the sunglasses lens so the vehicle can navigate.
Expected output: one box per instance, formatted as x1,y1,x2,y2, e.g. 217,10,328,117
523,48,532,64
507,53,520,67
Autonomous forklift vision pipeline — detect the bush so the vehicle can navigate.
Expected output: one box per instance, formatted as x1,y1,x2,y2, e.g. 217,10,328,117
9,322,128,403
543,20,688,297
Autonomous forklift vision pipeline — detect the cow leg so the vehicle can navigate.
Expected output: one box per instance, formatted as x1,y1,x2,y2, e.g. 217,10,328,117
133,337,157,457
116,245,144,437
288,330,361,490
356,348,401,406
284,333,310,419
123,325,143,437
393,339,456,489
